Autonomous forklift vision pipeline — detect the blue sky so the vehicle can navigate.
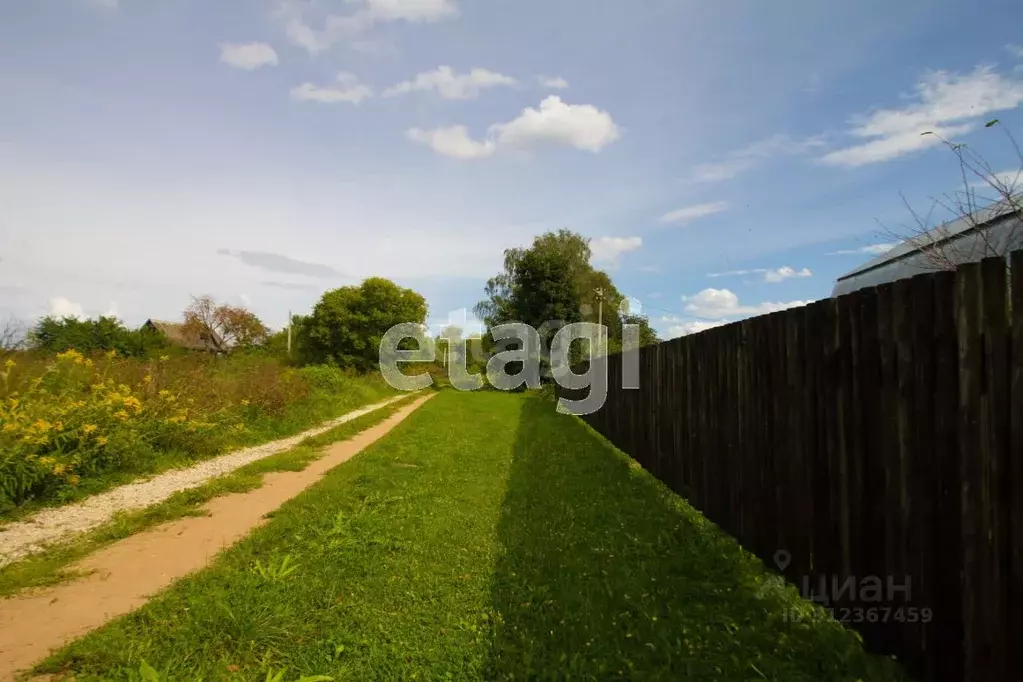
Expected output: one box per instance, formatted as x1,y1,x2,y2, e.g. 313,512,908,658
2,0,1023,338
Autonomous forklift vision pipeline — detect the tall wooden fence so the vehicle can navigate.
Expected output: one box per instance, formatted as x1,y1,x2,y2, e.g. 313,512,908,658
559,253,1022,682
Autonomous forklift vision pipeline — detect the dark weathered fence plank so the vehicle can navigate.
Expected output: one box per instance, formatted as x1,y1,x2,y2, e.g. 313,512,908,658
931,270,964,682
1011,251,1023,676
957,262,986,682
557,248,1023,682
980,256,1010,680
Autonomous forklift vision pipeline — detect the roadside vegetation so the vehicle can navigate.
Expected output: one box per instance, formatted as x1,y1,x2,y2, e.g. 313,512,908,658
39,391,907,681
0,349,395,517
0,393,422,597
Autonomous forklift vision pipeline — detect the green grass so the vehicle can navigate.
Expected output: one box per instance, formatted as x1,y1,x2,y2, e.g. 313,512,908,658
36,391,907,681
0,373,398,523
0,394,422,598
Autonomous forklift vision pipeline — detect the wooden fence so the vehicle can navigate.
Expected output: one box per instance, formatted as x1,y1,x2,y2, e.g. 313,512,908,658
559,252,1022,682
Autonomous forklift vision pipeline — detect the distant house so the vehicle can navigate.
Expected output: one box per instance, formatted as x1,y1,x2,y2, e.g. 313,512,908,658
832,198,1022,297
141,319,221,352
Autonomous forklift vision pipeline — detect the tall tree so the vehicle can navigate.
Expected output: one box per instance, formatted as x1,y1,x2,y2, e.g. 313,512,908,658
182,295,269,353
475,229,659,354
304,277,428,370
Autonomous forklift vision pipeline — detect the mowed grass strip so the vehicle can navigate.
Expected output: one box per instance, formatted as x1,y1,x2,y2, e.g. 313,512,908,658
39,391,907,681
37,390,517,680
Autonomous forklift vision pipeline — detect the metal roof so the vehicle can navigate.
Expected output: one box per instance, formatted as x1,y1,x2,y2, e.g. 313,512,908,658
835,197,1020,284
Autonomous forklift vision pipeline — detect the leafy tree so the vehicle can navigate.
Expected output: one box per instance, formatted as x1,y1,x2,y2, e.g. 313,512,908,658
182,296,269,353
475,229,660,358
30,316,169,357
303,278,428,370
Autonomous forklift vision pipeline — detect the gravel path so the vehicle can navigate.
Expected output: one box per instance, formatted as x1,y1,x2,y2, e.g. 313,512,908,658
0,394,411,567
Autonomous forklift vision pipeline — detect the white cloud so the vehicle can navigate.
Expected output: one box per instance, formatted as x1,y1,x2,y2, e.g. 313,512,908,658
384,66,517,100
827,243,898,256
682,288,812,319
493,96,620,153
969,168,1023,193
707,266,812,283
406,126,496,159
407,96,620,159
822,66,1023,167
281,0,457,54
764,266,812,283
589,236,642,267
667,319,729,337
690,134,825,183
363,0,457,22
538,76,569,90
219,42,279,70
49,297,86,320
1006,44,1023,60
104,301,119,318
690,159,755,183
291,73,373,104
658,201,728,225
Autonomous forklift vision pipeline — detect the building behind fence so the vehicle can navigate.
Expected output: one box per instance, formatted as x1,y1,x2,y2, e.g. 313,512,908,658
560,252,1022,682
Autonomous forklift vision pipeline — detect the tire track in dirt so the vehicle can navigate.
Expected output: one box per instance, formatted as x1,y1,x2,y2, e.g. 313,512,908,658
0,393,433,681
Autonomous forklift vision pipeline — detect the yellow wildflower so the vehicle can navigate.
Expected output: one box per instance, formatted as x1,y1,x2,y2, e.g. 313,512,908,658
84,358,94,368
68,474,81,486
159,355,170,362
3,358,14,369
240,399,250,406
53,463,66,475
159,390,171,398
107,349,118,359
30,419,52,432
39,456,56,466
122,396,143,412
114,410,130,420
56,349,84,363
96,436,109,446
82,424,98,434
142,374,152,384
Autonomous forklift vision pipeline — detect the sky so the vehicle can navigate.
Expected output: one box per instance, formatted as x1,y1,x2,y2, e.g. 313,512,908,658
3,0,1023,339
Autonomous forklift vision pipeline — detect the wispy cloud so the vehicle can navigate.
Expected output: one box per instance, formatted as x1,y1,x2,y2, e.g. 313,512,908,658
707,266,812,283
291,72,373,104
217,249,347,278
826,243,898,256
219,42,279,70
689,134,825,183
537,75,569,90
657,201,728,225
280,0,458,54
261,281,322,291
821,66,1023,167
384,66,517,100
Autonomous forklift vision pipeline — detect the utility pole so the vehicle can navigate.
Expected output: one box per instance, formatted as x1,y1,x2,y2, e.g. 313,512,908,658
286,311,292,357
595,287,605,356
